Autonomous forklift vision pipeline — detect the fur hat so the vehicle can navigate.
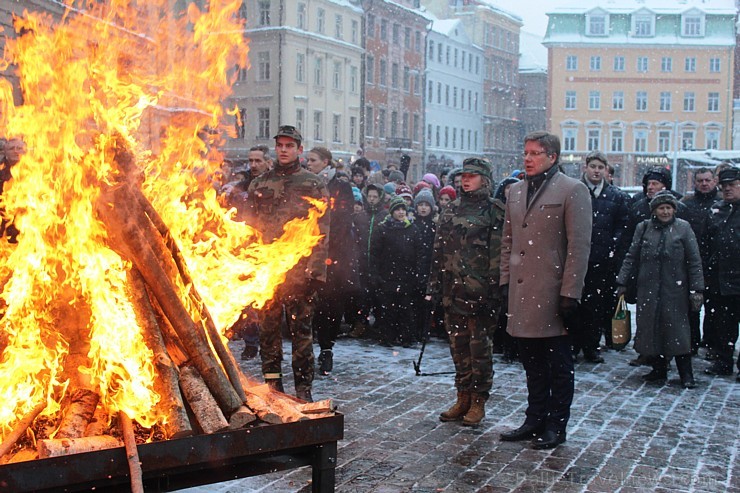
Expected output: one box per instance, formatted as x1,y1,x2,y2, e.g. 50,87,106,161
422,173,441,189
643,166,672,190
388,170,405,183
439,185,457,201
650,190,678,211
414,188,435,208
388,196,407,214
461,157,493,181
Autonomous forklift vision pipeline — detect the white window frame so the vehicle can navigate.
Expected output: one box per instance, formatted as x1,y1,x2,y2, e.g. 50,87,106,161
566,55,578,71
634,129,648,153
257,51,270,81
707,92,719,112
563,128,577,151
709,58,721,73
637,57,648,73
590,55,601,71
589,91,601,111
636,91,648,112
659,92,671,112
612,91,624,111
565,91,577,110
682,13,704,37
661,57,672,73
685,57,696,73
610,129,624,152
613,56,625,72
586,12,608,36
587,128,601,150
296,53,305,83
632,14,654,37
657,130,671,153
705,129,720,150
683,92,695,112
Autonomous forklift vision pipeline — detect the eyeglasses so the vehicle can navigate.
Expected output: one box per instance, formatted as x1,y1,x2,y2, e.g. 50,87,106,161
522,150,549,158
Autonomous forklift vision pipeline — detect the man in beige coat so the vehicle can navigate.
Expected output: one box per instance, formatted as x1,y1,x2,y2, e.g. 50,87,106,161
499,131,592,449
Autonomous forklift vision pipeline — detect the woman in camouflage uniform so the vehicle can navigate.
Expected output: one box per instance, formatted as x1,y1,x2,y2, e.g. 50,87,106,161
426,157,505,426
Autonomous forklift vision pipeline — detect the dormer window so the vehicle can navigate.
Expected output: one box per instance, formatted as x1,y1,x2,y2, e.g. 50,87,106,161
632,13,655,37
682,11,705,37
587,12,609,36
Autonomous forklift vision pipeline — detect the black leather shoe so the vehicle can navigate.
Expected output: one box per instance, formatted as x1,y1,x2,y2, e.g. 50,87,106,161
583,351,605,363
500,423,545,442
641,369,667,382
704,365,732,376
532,430,566,449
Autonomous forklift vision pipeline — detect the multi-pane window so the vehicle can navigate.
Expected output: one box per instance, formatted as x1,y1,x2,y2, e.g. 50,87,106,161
661,57,672,72
658,130,671,152
404,27,411,49
637,57,648,72
588,14,606,35
633,15,653,36
683,16,703,36
380,19,387,40
437,82,441,104
415,31,421,52
427,124,432,146
332,114,341,142
351,20,358,44
634,129,647,152
235,64,247,82
392,23,400,44
613,56,625,72
612,91,624,110
435,125,440,147
590,56,601,71
413,73,420,95
587,129,601,150
296,53,305,82
296,108,304,134
563,128,576,151
403,66,410,92
379,59,387,86
427,80,433,103
413,114,419,142
681,130,695,150
565,91,577,110
402,113,408,139
332,62,341,90
709,58,721,73
378,109,386,138
610,129,623,152
566,55,578,71
349,116,357,144
428,41,434,61
636,91,648,111
317,9,325,33
367,14,375,38
685,57,696,72
258,1,270,26
453,87,457,108
258,108,270,138
390,111,398,137
350,66,358,93
365,106,373,136
314,57,323,86
707,92,719,112
335,15,343,39
391,63,398,88
659,92,671,111
589,91,601,111
297,3,305,29
706,130,719,149
683,92,695,112
366,55,374,83
313,111,323,141
257,51,270,80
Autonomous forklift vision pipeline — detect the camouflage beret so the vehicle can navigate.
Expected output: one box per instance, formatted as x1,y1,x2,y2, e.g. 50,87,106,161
461,157,492,181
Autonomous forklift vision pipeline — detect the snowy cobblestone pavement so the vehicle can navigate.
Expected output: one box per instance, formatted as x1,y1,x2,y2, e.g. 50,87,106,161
183,330,739,493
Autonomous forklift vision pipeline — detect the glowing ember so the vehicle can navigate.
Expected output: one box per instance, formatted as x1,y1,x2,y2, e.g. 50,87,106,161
0,1,326,441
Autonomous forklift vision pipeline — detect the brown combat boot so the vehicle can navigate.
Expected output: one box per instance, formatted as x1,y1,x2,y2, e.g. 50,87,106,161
462,394,487,426
439,391,471,422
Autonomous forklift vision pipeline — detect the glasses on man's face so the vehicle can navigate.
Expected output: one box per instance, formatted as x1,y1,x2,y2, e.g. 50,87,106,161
522,150,548,158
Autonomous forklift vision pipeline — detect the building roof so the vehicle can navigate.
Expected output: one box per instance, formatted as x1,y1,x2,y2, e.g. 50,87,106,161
519,30,547,72
477,1,524,25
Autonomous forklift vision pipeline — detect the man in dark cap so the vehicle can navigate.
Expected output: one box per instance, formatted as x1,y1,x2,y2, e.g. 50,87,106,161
702,167,740,381
246,125,331,402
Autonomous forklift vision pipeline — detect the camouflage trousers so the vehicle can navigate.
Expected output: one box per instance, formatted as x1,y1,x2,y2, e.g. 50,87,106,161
445,310,495,398
258,293,315,392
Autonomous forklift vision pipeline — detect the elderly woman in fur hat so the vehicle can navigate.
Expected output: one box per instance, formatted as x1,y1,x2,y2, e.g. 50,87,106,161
617,190,704,389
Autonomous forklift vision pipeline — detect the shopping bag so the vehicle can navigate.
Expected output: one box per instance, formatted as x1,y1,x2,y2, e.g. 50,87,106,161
611,295,631,350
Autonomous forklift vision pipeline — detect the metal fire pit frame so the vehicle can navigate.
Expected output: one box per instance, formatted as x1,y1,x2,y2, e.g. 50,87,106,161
0,413,343,493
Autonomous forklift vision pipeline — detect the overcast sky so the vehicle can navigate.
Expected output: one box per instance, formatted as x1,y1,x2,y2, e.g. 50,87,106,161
498,0,551,37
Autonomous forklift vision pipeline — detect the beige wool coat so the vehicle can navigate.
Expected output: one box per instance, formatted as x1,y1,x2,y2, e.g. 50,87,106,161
500,168,593,338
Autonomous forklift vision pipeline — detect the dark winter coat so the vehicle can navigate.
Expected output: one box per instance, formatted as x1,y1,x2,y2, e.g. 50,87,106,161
415,213,436,291
354,202,389,277
617,217,704,357
622,190,688,255
501,167,592,338
323,176,361,296
702,200,740,296
582,177,630,265
680,188,718,254
369,216,420,295
427,186,504,316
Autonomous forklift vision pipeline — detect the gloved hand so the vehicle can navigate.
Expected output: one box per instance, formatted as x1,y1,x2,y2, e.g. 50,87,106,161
689,292,704,312
558,296,579,330
615,285,627,298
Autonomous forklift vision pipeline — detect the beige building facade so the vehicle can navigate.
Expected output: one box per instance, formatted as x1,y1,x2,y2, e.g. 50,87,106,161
544,1,737,188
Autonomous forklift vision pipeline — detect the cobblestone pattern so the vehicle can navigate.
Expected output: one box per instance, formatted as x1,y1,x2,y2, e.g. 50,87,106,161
184,336,739,493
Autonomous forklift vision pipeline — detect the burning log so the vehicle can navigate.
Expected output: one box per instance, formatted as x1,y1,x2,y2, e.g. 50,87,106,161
0,401,46,459
56,389,99,439
37,436,121,459
84,407,109,438
128,269,192,438
178,365,229,434
120,412,144,493
246,384,310,423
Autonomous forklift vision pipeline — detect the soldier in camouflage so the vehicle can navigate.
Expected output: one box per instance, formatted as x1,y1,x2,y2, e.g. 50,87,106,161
245,125,331,402
426,157,505,426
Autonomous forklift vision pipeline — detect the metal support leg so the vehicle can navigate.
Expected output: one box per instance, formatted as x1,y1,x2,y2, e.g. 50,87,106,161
311,442,337,492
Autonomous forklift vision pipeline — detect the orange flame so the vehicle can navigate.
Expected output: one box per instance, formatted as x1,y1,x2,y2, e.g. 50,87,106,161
0,1,326,440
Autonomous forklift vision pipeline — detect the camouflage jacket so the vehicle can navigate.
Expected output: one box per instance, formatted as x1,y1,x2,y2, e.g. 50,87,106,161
427,186,505,315
246,160,331,287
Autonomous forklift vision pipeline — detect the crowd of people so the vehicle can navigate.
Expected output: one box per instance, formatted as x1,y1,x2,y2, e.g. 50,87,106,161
214,127,738,449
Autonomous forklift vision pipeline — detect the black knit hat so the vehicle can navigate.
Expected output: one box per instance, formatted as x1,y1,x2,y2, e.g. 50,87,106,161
650,190,678,211
643,166,672,189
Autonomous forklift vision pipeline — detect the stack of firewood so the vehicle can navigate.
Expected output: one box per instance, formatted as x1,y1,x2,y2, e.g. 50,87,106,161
0,137,334,475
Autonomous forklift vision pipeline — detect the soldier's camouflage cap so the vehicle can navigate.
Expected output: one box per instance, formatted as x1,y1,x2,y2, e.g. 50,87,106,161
461,157,492,181
273,125,303,144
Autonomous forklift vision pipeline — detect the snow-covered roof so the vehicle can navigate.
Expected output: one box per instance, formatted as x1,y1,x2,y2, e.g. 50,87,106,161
519,30,547,72
477,0,524,25
431,18,460,35
324,0,363,14
544,0,737,16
